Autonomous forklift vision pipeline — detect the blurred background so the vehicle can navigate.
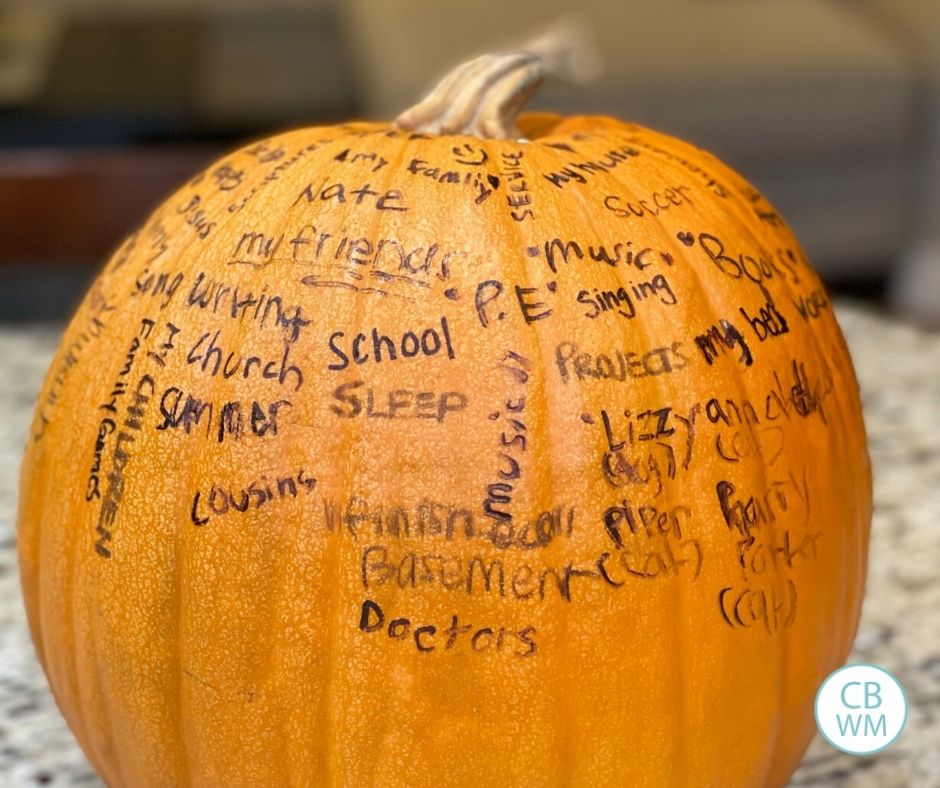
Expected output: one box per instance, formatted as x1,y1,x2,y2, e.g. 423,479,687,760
1,0,938,325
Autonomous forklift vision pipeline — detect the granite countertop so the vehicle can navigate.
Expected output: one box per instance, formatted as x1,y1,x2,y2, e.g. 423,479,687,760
1,302,938,787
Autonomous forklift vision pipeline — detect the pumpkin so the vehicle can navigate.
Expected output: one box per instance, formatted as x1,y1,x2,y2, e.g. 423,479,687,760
18,33,870,788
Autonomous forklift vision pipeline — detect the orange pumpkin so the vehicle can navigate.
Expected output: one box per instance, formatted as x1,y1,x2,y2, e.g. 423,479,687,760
18,39,870,787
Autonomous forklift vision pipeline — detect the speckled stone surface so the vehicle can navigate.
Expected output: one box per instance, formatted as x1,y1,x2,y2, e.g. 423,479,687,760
1,303,938,787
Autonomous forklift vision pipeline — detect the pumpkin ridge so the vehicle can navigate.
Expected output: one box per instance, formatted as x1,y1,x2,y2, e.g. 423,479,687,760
323,138,390,788
611,144,701,784
171,458,193,788
689,182,794,786
700,161,868,783
660,177,783,783
710,170,810,788
609,176,697,784
507,174,575,783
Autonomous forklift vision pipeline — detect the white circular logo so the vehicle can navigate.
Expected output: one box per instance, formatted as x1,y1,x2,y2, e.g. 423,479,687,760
815,664,908,755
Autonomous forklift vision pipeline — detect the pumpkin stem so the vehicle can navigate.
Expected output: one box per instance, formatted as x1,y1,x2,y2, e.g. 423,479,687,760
394,18,598,139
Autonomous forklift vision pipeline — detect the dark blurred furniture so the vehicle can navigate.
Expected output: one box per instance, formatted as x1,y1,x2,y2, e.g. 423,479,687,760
0,148,216,260
0,2,352,267
1,1,938,320
339,0,920,282
857,0,940,321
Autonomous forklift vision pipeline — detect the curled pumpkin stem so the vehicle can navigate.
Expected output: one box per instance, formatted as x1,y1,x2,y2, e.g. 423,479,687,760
395,18,598,139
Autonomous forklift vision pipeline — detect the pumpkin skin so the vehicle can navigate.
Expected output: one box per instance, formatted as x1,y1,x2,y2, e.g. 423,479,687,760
17,112,871,788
